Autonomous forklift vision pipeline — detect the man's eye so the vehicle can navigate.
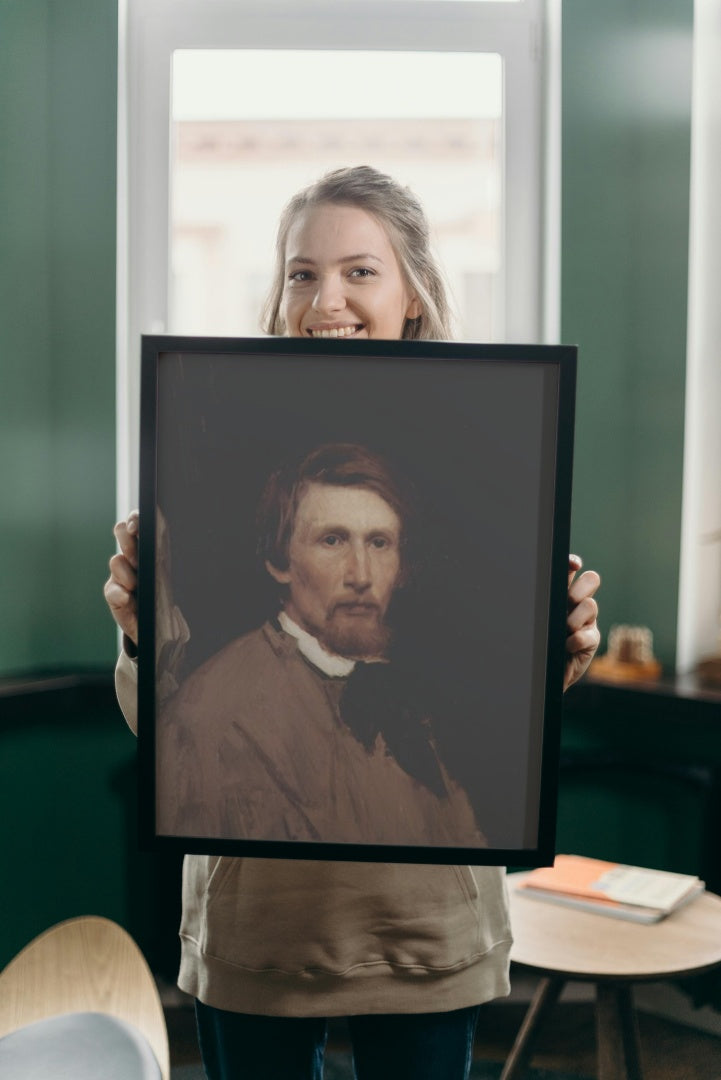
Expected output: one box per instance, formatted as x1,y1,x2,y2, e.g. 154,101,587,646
322,534,341,546
371,536,389,549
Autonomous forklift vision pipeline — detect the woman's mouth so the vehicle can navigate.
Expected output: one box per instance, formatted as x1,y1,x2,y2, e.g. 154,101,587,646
307,324,364,339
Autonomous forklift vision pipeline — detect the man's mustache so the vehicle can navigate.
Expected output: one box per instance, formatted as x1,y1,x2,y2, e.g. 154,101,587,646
329,600,382,617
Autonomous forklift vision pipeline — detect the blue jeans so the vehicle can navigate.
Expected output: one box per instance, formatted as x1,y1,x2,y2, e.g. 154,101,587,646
195,1000,481,1080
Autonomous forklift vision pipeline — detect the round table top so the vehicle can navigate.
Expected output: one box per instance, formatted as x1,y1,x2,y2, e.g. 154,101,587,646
508,871,721,981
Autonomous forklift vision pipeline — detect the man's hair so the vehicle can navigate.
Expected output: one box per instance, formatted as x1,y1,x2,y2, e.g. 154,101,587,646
257,442,417,580
261,165,454,342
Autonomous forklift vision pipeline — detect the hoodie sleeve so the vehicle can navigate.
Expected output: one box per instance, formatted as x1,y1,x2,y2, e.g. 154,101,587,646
115,646,139,735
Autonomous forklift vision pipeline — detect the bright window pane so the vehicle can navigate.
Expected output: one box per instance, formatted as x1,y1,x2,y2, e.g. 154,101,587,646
353,1,521,3
170,50,503,341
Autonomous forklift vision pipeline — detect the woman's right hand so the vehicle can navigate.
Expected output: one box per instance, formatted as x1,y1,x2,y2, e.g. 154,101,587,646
104,510,139,646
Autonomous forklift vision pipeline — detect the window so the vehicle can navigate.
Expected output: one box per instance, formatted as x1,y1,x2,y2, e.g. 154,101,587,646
118,0,557,509
169,49,503,340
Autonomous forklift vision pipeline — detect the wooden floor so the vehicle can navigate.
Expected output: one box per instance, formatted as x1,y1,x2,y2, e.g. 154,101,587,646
166,996,721,1078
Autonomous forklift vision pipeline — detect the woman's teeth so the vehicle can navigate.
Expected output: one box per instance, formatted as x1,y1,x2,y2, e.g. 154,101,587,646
310,325,360,338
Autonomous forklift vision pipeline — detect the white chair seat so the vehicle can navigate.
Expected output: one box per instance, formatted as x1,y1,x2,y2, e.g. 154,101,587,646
0,1011,162,1079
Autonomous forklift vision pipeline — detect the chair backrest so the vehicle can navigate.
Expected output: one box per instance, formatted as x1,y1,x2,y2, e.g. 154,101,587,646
0,915,170,1080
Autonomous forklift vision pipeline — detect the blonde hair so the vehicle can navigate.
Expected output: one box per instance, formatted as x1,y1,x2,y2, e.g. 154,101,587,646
261,166,454,341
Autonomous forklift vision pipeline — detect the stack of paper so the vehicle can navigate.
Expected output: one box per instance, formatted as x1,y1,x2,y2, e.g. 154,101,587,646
517,855,705,923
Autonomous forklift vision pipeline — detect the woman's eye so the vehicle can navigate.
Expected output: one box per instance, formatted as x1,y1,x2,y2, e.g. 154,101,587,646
349,267,374,279
288,270,313,283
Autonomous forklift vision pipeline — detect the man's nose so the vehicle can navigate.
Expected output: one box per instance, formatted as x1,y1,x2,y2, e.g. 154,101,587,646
312,274,345,315
344,544,372,588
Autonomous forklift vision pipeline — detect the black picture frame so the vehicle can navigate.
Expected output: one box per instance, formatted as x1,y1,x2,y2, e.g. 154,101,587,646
138,335,576,865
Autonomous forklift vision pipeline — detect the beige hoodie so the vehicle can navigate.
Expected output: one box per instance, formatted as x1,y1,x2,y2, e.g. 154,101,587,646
116,650,512,1016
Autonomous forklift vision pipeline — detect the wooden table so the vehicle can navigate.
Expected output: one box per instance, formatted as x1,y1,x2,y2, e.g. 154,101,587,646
503,873,721,1080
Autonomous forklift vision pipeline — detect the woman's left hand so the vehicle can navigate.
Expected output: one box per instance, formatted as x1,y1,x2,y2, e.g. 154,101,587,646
564,555,601,691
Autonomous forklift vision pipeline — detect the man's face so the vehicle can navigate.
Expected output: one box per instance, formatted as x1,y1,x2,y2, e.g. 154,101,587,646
266,482,402,659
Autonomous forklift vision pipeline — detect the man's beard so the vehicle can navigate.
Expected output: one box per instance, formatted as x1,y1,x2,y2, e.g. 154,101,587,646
318,603,393,660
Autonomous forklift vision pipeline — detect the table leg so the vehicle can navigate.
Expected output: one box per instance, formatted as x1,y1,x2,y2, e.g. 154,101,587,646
596,982,643,1080
500,976,565,1080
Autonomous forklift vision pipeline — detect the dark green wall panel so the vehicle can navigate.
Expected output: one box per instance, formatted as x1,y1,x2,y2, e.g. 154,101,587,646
562,1,693,669
0,701,132,965
0,0,118,675
559,683,721,887
0,3,55,668
0,683,183,975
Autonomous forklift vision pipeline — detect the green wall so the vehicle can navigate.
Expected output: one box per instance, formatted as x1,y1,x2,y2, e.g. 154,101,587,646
0,1,694,678
563,0,693,670
0,0,129,969
0,0,118,675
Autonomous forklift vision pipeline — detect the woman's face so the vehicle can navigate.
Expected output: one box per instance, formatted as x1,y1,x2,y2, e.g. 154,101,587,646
280,203,421,340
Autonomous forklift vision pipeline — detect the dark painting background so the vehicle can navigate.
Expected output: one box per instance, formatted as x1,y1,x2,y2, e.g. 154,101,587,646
150,342,563,850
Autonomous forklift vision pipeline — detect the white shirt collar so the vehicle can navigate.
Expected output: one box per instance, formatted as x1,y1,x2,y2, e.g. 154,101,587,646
278,611,356,678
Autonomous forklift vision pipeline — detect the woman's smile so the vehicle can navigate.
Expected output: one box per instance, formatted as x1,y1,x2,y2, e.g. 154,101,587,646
306,323,365,338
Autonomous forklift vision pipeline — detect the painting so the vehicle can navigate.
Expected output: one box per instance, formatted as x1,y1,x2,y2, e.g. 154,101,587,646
137,335,576,864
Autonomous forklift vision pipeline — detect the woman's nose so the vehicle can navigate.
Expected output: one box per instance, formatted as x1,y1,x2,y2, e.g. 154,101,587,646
313,274,345,314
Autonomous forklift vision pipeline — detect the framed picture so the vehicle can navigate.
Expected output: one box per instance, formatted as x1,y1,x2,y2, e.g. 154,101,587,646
138,335,576,865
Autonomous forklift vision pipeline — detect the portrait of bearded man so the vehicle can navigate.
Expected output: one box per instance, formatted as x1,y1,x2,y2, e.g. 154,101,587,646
154,442,486,848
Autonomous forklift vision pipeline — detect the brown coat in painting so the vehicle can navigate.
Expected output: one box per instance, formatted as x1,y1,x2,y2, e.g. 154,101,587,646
156,621,485,848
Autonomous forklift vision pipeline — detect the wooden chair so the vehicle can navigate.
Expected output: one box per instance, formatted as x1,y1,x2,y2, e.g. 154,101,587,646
0,915,169,1079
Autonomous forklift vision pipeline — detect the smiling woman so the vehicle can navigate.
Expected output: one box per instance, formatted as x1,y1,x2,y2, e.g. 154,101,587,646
110,112,590,1076
263,166,450,340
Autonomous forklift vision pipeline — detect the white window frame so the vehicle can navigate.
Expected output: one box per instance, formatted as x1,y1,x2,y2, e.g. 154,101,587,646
116,0,559,511
676,0,721,674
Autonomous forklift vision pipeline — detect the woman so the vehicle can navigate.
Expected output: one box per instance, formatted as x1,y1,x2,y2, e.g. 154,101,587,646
106,166,601,1080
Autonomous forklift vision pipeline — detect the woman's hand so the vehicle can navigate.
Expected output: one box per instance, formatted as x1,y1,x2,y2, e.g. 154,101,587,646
104,510,139,646
564,554,601,691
